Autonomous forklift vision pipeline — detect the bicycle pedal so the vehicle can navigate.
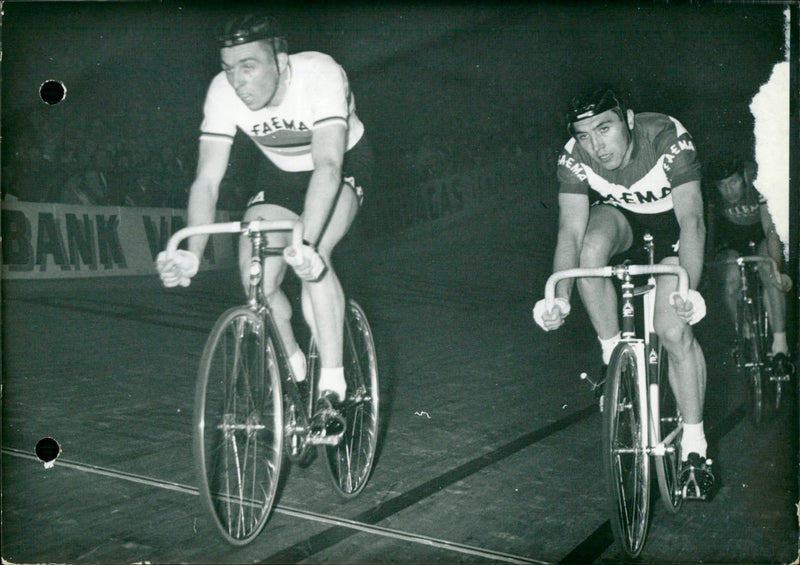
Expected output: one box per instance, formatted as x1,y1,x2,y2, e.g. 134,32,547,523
680,456,716,501
308,409,346,445
682,483,708,501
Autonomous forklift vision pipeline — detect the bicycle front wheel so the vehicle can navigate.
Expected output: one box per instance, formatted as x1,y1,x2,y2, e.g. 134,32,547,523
603,343,650,559
653,345,683,514
323,299,380,497
738,299,764,424
193,307,284,545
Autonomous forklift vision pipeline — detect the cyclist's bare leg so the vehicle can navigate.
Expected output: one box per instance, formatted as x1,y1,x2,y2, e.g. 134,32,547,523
756,240,788,355
239,204,302,358
654,257,707,427
300,184,359,371
577,205,633,343
715,249,741,328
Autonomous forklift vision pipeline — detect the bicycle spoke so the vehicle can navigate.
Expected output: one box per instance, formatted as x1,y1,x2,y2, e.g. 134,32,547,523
194,308,283,545
323,300,379,498
603,344,649,559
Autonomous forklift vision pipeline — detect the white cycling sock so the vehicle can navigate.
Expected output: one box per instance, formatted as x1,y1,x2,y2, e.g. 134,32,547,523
599,332,622,366
681,422,707,461
289,348,307,382
771,332,788,356
318,367,346,402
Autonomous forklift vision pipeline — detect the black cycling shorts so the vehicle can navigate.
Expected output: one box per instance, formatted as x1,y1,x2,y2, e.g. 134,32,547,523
246,134,374,215
715,220,764,256
608,205,681,264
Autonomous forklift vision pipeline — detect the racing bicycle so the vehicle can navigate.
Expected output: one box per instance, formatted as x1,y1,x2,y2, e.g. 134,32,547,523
716,254,793,424
544,235,686,559
163,219,379,545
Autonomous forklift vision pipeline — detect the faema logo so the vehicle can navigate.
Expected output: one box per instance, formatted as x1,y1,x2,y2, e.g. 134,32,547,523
649,348,658,364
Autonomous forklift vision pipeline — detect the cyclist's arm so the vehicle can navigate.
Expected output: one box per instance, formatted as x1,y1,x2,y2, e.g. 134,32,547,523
759,203,784,272
671,180,706,290
552,192,590,301
185,138,232,259
302,123,347,247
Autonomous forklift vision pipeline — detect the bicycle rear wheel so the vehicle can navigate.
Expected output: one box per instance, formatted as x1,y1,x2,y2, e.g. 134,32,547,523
603,343,650,559
653,345,683,514
320,299,380,497
193,307,283,545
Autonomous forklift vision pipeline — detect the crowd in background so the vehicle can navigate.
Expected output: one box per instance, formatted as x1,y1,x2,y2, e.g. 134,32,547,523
2,98,551,229
2,99,202,209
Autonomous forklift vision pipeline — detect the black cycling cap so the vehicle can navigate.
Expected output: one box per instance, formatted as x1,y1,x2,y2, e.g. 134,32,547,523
566,88,629,136
704,153,744,182
567,88,626,125
217,14,287,51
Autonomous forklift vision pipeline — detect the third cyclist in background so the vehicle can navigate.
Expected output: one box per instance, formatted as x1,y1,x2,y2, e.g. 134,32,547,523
705,154,794,377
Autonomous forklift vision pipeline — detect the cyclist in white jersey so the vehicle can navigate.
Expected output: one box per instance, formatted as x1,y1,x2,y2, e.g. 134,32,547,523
533,88,715,499
156,15,374,404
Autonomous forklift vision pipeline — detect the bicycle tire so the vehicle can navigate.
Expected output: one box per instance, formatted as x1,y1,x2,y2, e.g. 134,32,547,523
193,307,284,545
603,342,650,559
653,344,683,514
321,299,380,498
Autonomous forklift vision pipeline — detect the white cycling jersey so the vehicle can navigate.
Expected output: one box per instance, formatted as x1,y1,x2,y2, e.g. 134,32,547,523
200,51,365,172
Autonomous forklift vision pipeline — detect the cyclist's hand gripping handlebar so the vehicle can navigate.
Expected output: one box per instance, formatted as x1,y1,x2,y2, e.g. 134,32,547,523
158,219,305,288
283,225,327,282
156,249,199,288
669,289,706,325
538,264,695,328
532,297,571,331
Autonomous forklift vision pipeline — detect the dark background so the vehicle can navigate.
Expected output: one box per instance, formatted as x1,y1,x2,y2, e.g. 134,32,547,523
1,4,798,562
0,1,788,213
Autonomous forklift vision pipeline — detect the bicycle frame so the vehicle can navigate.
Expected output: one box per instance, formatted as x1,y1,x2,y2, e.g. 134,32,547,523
716,254,790,421
167,218,316,429
543,251,689,459
714,255,782,366
736,257,768,365
168,218,379,544
544,241,690,557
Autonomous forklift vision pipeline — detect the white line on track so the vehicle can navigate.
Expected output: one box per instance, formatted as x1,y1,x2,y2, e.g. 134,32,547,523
4,447,547,564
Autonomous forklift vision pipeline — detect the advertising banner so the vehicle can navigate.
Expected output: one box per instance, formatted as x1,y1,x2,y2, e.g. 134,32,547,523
1,202,237,279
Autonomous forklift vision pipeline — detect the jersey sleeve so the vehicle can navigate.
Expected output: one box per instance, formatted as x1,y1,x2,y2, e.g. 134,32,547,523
655,117,701,187
199,73,238,144
556,141,589,195
305,55,351,131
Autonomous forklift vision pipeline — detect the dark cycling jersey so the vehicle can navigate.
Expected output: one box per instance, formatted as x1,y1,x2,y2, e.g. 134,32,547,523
713,161,766,255
557,112,702,214
557,112,702,261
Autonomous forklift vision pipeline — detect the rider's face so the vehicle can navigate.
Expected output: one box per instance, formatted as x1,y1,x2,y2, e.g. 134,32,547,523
716,172,746,203
571,109,633,171
221,41,284,110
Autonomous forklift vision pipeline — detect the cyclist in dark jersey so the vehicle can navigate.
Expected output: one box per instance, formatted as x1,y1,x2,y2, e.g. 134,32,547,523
706,155,793,374
533,88,714,499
